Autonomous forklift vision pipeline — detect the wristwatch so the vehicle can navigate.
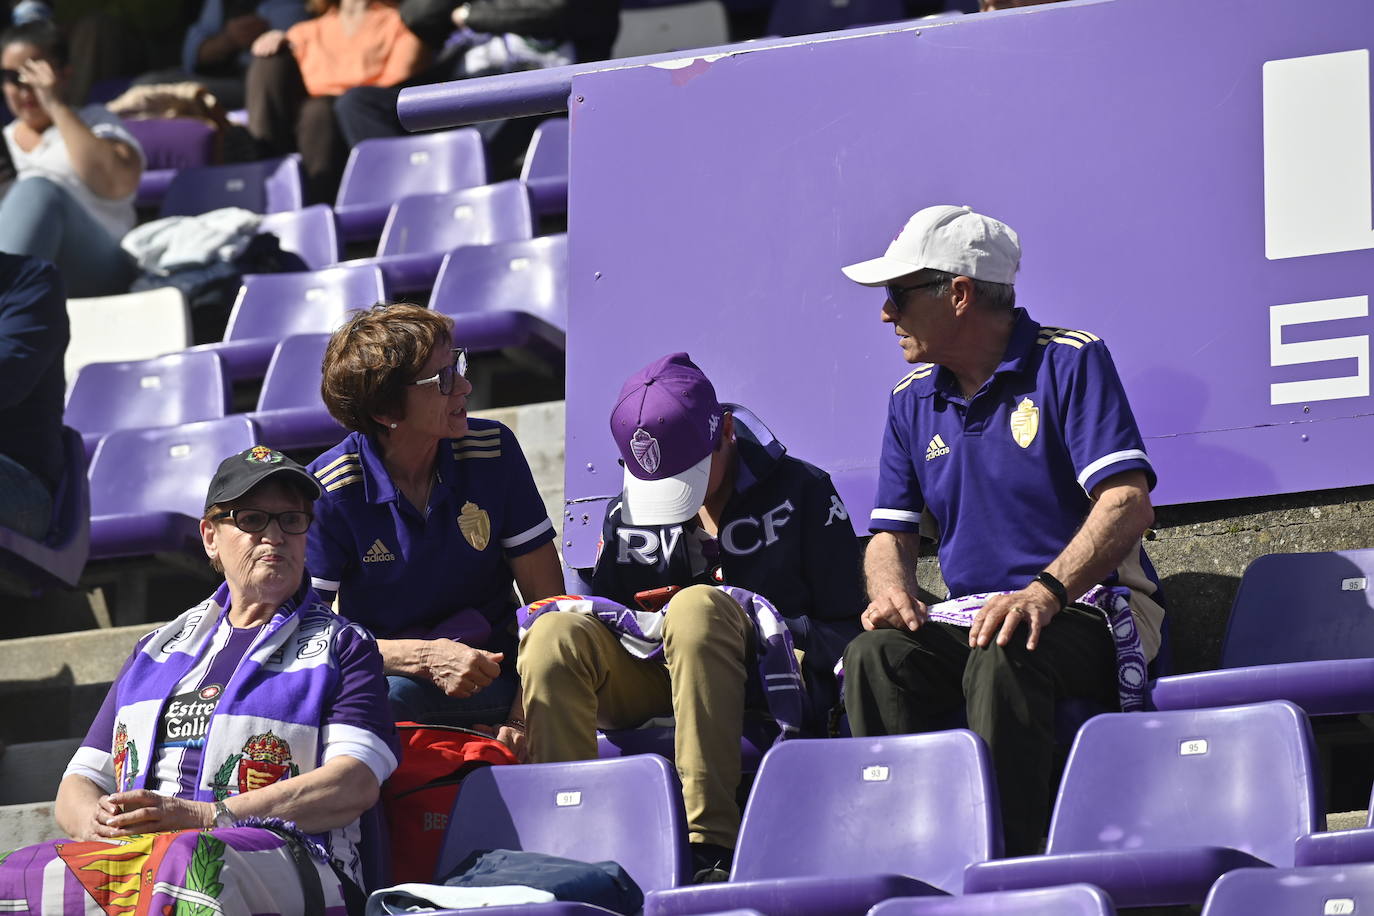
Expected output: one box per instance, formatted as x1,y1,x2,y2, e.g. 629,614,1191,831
213,799,236,829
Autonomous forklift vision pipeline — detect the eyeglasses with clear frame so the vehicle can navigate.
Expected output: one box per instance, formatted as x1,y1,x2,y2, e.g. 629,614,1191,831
409,348,468,396
885,278,945,306
211,508,314,535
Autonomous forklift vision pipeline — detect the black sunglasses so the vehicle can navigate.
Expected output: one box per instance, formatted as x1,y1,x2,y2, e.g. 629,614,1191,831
212,508,313,535
885,278,945,305
0,69,22,87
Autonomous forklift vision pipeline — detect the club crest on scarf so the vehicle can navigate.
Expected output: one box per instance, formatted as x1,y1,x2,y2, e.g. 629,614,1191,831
630,428,660,474
211,731,298,800
458,501,491,551
112,723,140,793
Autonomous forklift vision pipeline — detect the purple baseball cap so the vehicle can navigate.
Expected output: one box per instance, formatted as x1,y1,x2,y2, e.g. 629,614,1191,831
610,352,724,525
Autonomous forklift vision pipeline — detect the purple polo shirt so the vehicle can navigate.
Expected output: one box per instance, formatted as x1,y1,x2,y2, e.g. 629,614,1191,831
306,420,556,641
871,309,1157,599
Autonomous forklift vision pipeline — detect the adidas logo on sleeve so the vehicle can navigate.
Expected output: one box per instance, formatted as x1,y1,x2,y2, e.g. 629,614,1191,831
362,539,396,563
925,434,950,461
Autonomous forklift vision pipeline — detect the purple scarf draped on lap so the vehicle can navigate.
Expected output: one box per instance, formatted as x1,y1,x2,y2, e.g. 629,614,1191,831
517,586,807,738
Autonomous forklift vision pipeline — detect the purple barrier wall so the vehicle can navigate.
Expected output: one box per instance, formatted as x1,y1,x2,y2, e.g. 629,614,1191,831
557,0,1374,566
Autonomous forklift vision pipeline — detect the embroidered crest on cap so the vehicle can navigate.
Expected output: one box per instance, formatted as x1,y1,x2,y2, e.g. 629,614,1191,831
630,428,661,474
458,501,491,551
1010,398,1040,449
708,413,720,439
247,445,282,464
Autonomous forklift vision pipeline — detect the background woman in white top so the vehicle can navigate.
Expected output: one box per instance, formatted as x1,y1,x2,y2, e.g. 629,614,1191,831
0,20,144,297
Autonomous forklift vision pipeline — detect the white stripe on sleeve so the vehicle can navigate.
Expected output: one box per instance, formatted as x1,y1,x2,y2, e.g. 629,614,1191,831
323,723,400,784
501,517,555,550
63,746,115,793
870,508,923,525
1076,449,1151,493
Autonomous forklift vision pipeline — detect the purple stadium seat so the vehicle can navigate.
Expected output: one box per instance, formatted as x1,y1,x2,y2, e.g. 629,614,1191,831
870,885,1115,915
646,731,1001,916
766,0,906,37
350,180,535,294
1151,550,1374,716
88,417,260,561
1201,863,1374,915
596,714,775,776
259,204,342,271
65,351,231,462
159,155,305,217
963,701,1321,908
0,427,90,592
123,118,218,210
248,333,346,452
1294,784,1374,867
335,129,487,243
428,235,567,357
521,118,569,217
425,755,690,915
185,264,385,381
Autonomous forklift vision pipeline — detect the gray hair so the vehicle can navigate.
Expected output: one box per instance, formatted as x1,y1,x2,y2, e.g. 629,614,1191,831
923,269,1016,312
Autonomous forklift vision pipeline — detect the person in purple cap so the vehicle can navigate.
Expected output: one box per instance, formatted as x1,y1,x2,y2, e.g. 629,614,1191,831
839,205,1167,856
519,352,864,882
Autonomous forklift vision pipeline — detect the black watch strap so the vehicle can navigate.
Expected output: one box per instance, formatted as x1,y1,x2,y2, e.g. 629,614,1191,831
1033,571,1069,610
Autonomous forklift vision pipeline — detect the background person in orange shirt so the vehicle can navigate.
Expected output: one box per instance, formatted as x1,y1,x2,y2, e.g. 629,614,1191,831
245,0,425,202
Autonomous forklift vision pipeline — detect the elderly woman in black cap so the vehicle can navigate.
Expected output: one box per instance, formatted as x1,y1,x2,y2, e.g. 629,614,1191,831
0,446,397,915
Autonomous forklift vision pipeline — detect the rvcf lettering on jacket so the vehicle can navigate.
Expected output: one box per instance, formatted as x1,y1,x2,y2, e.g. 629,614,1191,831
590,435,864,665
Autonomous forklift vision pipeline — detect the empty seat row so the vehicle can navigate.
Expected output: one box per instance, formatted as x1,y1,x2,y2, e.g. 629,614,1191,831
129,118,570,229
409,701,1368,916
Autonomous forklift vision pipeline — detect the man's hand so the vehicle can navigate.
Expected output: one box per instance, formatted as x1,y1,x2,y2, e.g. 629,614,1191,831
93,790,214,837
969,585,1061,651
495,723,528,762
423,639,503,698
224,14,270,50
251,29,288,57
862,588,928,632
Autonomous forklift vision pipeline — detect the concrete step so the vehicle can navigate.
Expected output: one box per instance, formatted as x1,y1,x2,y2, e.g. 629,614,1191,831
0,738,81,806
0,622,163,745
0,801,61,849
472,400,566,539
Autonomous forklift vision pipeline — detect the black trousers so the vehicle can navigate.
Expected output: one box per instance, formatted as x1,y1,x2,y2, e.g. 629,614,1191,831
245,52,345,204
843,606,1118,857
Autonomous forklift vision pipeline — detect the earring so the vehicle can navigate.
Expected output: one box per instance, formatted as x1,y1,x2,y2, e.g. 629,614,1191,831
389,423,398,429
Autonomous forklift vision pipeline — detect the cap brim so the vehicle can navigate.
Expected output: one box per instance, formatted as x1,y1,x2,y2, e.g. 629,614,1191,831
840,256,923,287
206,466,323,511
620,453,711,526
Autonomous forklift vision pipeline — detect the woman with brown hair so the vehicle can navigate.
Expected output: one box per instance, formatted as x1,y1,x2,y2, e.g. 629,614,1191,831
245,0,424,201
307,304,563,759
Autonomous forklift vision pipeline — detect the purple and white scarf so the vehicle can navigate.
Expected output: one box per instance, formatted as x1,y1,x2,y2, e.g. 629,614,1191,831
109,582,362,873
517,586,807,739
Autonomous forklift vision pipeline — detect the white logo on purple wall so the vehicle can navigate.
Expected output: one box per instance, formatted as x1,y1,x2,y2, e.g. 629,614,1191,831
630,428,661,474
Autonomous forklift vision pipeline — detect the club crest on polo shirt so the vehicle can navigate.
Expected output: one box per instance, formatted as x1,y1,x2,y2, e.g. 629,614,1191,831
1010,398,1040,448
630,428,661,475
925,434,950,461
459,501,491,551
362,538,395,563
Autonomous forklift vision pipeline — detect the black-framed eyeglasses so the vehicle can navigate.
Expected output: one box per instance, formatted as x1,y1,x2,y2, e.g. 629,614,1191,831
0,69,22,87
212,508,314,535
885,278,945,306
409,348,468,396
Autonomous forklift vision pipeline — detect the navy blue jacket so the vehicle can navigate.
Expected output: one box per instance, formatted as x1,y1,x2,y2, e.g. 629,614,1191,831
591,409,864,684
0,255,67,490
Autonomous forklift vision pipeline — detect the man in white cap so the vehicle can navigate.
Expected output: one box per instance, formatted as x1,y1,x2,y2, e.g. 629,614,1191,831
840,205,1166,856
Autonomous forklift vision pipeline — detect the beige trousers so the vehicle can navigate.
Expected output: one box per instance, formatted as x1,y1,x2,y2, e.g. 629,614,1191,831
517,585,752,847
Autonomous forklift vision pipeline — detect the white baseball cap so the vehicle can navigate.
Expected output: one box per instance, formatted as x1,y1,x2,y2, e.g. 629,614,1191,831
841,205,1022,287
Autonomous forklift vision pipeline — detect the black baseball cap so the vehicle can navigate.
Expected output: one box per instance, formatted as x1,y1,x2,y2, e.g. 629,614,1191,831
204,446,323,512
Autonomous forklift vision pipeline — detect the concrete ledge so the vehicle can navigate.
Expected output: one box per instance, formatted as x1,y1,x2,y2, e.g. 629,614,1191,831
0,801,62,848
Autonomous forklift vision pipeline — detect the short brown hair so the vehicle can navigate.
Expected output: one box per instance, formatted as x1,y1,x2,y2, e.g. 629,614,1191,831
321,303,455,439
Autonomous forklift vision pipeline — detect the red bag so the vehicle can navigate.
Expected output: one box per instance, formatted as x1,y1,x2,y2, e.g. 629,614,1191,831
382,723,519,884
